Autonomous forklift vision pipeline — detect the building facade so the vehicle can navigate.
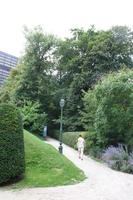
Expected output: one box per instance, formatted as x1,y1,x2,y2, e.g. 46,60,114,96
0,51,18,86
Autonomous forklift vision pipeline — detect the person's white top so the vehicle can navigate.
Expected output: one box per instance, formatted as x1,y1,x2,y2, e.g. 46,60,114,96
77,137,85,148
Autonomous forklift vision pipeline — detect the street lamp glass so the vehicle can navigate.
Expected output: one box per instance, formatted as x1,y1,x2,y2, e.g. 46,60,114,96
60,99,65,108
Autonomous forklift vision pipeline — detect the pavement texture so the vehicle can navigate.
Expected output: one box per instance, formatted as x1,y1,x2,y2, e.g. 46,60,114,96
1,137,133,200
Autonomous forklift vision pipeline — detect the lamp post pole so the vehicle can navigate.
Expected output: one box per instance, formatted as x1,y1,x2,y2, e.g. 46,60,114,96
59,99,65,154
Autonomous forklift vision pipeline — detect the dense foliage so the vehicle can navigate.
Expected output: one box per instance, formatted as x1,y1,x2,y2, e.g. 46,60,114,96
0,25,133,134
56,26,133,130
50,130,79,148
52,130,89,154
82,70,133,151
20,101,47,135
0,103,25,184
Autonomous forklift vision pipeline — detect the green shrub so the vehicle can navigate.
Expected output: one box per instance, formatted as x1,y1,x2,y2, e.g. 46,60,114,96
83,129,103,157
82,69,133,150
63,131,88,150
54,128,103,157
52,130,86,149
63,132,79,148
20,101,47,135
52,130,99,156
0,103,25,184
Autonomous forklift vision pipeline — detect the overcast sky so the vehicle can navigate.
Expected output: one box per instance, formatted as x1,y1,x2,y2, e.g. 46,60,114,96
1,0,133,57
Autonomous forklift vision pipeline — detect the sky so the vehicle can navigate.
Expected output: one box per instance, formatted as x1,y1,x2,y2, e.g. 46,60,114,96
0,0,133,57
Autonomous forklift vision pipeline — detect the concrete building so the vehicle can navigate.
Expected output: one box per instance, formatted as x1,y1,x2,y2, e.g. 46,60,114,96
0,51,18,86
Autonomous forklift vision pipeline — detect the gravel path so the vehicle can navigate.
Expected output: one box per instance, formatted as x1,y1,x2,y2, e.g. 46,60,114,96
1,137,133,200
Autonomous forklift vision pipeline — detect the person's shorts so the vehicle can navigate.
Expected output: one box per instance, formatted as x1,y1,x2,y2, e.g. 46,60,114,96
78,147,84,152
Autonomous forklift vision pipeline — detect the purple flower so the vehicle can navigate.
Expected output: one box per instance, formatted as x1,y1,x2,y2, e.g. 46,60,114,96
103,144,130,172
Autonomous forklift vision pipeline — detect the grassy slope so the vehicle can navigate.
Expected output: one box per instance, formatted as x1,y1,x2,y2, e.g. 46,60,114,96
13,130,85,188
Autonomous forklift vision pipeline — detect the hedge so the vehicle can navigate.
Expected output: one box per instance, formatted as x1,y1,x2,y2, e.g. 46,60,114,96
52,130,87,150
0,103,25,184
52,129,103,157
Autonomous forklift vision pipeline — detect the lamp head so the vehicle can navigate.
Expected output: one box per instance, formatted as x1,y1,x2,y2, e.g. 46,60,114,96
60,99,65,108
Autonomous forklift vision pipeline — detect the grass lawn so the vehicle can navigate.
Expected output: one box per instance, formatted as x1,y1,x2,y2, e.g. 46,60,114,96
12,130,85,188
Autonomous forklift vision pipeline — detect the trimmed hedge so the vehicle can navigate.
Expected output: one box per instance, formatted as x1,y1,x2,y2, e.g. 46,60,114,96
52,129,103,157
52,130,87,150
0,103,25,184
63,132,80,149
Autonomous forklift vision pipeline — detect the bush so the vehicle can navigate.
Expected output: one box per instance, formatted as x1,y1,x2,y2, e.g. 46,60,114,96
52,129,103,157
0,103,25,184
82,69,133,150
63,132,79,149
52,131,79,148
20,101,47,135
103,144,133,173
84,128,103,157
52,130,86,150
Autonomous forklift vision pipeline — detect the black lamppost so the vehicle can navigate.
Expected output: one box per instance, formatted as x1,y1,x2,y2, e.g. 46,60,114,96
59,99,65,154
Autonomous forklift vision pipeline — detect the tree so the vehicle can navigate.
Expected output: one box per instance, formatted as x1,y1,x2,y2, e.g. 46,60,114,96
1,26,133,133
0,61,23,104
0,27,59,132
20,101,47,134
13,27,58,130
56,26,133,131
82,69,133,150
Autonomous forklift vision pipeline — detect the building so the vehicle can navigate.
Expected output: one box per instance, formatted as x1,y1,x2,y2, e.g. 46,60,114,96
0,51,18,86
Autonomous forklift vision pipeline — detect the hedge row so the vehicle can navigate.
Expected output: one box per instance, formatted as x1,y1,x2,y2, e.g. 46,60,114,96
52,130,87,151
0,103,25,184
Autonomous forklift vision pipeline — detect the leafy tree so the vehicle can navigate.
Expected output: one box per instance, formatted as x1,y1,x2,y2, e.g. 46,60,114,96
1,25,133,134
13,27,58,130
15,27,56,102
82,69,133,150
0,27,58,132
56,26,133,131
0,61,23,104
20,101,47,134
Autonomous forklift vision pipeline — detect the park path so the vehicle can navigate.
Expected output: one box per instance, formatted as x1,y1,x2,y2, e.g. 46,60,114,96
1,137,133,200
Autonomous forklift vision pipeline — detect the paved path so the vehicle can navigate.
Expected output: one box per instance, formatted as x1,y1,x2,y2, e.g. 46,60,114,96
1,138,133,200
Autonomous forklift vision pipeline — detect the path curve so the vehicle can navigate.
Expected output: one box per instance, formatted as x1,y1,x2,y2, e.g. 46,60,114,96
1,137,133,200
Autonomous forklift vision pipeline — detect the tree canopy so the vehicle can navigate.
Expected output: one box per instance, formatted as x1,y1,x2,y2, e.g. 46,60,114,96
1,25,133,132
82,69,133,150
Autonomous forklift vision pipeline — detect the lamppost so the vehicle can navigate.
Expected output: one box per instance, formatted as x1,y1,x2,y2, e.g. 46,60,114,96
59,99,65,154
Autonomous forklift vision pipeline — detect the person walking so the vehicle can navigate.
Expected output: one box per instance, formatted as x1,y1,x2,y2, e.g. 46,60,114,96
77,134,85,160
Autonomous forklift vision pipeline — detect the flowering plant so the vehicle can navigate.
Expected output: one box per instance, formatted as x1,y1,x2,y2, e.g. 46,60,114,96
103,144,133,173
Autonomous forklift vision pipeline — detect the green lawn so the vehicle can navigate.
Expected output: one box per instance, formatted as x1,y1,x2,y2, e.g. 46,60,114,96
13,130,85,188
